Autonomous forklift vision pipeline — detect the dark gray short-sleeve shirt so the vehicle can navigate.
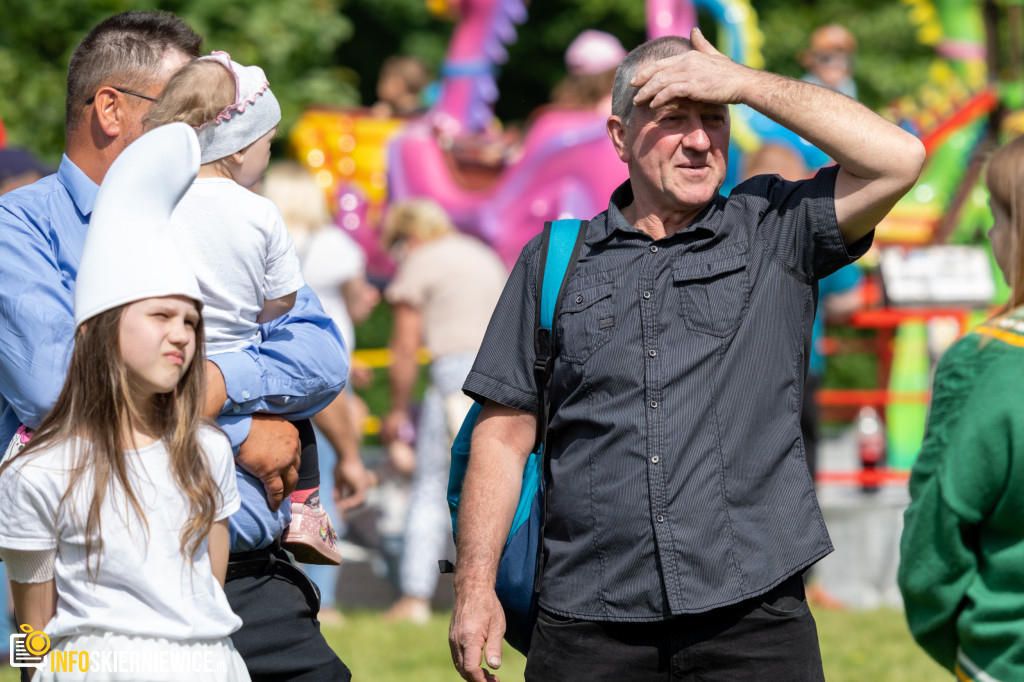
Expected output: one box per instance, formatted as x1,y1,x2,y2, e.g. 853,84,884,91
465,165,870,621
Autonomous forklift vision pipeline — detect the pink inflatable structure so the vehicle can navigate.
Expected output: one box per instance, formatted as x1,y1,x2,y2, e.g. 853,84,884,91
333,0,767,272
381,0,626,267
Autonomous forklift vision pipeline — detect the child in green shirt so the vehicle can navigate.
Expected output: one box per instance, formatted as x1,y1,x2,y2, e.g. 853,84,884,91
899,134,1024,681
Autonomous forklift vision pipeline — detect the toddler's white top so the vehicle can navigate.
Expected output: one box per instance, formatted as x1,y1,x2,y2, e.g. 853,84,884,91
0,426,242,641
171,178,304,355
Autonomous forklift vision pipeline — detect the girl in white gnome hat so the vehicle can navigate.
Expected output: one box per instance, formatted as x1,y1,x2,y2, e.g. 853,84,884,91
0,123,249,681
145,53,341,565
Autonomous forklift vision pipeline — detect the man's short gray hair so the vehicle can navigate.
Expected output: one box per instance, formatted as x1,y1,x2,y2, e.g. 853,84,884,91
66,11,202,132
611,36,694,126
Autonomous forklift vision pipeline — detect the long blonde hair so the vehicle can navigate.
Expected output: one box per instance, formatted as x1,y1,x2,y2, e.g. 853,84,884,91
1,302,220,577
985,135,1024,309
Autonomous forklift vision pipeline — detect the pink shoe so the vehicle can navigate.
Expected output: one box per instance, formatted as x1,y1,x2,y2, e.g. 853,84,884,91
282,491,341,565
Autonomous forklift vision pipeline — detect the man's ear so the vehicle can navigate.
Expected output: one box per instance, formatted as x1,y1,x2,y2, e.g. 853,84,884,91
92,87,125,138
607,115,631,164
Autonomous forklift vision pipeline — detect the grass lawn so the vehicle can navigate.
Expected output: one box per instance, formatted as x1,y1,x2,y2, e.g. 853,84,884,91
0,607,946,681
321,607,947,681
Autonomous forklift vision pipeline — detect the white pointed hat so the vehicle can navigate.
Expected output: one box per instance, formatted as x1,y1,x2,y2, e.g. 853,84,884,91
74,122,204,327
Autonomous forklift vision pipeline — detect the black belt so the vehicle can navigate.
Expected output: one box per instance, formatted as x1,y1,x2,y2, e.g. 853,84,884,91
226,538,283,580
225,539,322,613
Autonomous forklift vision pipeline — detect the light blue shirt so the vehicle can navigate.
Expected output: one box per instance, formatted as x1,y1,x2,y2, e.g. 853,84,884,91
0,155,348,551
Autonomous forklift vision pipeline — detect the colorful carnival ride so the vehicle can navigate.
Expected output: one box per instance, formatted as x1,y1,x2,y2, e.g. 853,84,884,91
291,0,1010,266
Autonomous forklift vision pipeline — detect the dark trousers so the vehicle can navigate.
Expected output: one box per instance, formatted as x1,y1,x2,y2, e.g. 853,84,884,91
524,575,824,682
224,545,350,681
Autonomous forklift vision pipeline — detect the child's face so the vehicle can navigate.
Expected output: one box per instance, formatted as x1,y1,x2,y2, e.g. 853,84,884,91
119,296,199,400
234,126,277,189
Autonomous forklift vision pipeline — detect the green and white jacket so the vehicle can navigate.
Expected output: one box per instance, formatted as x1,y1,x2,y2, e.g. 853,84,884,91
899,305,1024,682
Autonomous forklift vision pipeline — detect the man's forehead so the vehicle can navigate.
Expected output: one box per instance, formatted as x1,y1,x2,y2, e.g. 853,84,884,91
634,98,729,122
657,98,728,112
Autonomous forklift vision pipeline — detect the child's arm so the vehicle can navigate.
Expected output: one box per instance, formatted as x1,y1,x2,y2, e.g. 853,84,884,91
207,519,231,587
10,578,57,632
256,291,297,324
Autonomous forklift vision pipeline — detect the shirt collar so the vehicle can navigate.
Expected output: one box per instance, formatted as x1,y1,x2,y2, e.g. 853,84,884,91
57,154,99,218
594,179,723,242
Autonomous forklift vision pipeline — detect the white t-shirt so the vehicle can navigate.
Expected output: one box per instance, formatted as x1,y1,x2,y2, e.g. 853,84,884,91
0,426,242,641
171,178,305,355
293,226,365,358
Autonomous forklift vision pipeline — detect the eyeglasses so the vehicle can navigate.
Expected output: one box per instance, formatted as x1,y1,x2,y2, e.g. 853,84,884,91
812,52,852,68
85,87,160,105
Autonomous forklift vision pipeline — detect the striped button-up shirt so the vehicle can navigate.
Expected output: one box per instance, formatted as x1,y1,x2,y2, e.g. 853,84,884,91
465,166,871,621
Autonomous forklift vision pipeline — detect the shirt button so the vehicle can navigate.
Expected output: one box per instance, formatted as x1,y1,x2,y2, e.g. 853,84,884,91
648,349,657,357
649,400,658,409
575,294,583,304
242,390,250,400
649,245,658,253
656,514,665,523
651,455,660,464
642,291,651,299
232,405,242,414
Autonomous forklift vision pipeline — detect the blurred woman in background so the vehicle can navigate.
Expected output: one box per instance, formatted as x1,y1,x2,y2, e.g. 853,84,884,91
379,199,507,623
262,162,377,623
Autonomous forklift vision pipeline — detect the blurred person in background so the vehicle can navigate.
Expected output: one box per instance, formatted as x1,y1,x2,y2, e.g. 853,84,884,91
380,199,507,623
899,134,1024,682
800,24,858,100
0,147,53,195
551,29,627,114
371,55,431,119
744,142,863,610
262,161,377,624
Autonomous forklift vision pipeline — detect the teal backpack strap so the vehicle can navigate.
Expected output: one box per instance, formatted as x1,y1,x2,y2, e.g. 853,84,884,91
533,219,589,448
447,219,588,544
539,219,586,330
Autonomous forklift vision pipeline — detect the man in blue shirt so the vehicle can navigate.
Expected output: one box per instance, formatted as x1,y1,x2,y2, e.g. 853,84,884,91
0,11,352,679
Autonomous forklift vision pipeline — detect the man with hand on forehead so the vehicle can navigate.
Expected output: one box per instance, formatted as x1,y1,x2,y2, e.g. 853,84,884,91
449,28,924,681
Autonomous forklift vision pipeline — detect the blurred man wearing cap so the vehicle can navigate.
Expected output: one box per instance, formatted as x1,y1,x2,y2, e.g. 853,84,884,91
0,10,351,680
800,24,859,100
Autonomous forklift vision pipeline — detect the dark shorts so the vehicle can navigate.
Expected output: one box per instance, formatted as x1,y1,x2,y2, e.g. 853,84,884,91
525,574,824,682
224,545,351,682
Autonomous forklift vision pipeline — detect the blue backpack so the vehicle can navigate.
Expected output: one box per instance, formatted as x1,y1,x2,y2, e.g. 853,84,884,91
444,218,588,655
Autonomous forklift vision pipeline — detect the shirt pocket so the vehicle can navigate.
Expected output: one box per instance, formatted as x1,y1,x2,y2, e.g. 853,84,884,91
556,281,615,365
673,249,749,337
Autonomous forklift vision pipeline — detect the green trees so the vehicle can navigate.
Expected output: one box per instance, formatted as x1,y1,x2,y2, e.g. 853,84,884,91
0,0,932,162
0,0,357,161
